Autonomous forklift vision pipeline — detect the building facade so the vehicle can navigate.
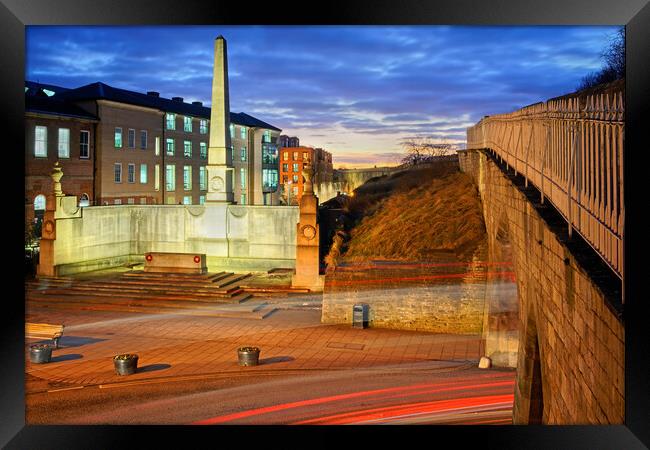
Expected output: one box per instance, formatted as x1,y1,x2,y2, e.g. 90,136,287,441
25,81,282,210
278,146,333,205
25,88,98,230
279,135,299,148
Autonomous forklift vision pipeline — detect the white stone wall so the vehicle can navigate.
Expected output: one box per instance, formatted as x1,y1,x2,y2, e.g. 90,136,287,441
52,204,299,274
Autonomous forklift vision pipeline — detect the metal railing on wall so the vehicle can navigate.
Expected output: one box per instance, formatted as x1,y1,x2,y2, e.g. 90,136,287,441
466,92,624,281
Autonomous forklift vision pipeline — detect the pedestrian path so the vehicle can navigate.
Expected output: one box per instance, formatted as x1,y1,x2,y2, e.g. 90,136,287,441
25,270,485,390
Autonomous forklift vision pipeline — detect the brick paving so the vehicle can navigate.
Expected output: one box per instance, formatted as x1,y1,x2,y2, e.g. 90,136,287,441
26,304,484,388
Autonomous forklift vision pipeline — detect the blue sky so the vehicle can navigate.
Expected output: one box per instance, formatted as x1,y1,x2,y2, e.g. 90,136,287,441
26,25,620,168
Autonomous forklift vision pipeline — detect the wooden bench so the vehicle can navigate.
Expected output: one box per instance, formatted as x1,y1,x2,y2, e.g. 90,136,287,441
26,323,65,349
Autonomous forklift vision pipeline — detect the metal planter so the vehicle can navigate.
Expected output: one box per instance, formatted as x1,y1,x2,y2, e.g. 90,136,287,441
238,347,260,366
113,354,139,376
30,345,52,364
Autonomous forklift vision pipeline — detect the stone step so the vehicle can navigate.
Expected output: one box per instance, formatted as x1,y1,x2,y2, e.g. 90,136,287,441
27,291,253,308
37,280,243,296
27,291,253,305
209,272,251,288
27,286,247,303
27,298,272,319
121,271,235,283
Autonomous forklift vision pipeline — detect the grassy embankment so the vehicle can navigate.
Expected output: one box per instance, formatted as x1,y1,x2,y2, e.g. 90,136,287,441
326,161,488,267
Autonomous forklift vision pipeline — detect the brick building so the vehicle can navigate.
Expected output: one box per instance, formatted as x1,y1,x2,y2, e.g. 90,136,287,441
25,86,98,229
278,146,333,205
25,81,282,211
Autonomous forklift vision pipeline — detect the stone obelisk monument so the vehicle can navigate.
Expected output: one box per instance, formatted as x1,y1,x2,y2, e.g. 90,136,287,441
206,35,234,203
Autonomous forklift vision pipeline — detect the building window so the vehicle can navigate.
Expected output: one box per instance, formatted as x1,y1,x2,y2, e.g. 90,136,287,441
166,196,175,205
58,128,70,158
140,197,147,205
155,137,160,156
240,126,246,139
140,130,147,149
199,166,207,190
166,113,176,130
79,193,90,207
200,120,208,134
154,164,160,191
128,129,135,148
199,195,205,205
34,194,46,211
293,174,299,183
166,165,176,191
184,116,192,132
114,199,122,205
183,166,192,190
184,140,192,158
263,169,278,190
263,130,271,143
283,151,288,160
140,164,148,184
200,142,207,159
262,144,278,164
127,198,135,204
282,163,288,172
115,127,122,148
303,152,309,160
166,138,174,156
79,130,90,158
127,163,136,183
293,151,298,160
183,196,192,205
114,163,122,183
240,194,246,205
240,168,246,189
240,147,247,162
229,124,234,138
292,187,298,196
293,163,299,173
34,126,47,157
282,175,288,183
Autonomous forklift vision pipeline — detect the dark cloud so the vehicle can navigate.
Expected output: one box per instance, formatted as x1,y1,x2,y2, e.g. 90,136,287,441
26,25,620,165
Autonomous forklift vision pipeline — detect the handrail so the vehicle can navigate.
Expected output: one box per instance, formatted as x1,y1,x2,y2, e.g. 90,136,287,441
467,91,624,281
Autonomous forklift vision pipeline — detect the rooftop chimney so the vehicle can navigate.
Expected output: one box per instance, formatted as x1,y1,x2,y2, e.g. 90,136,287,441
172,96,184,102
147,91,160,97
192,101,203,107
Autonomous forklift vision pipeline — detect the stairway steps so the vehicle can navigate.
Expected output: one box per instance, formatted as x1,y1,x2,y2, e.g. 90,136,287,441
27,291,253,309
28,300,270,319
120,271,236,284
37,281,243,295
27,287,247,303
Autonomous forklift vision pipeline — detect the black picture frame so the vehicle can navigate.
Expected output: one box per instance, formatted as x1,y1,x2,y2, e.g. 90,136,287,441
3,0,649,448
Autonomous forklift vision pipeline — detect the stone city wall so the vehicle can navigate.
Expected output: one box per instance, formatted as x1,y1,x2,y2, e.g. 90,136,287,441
322,261,506,335
459,148,624,424
51,203,299,275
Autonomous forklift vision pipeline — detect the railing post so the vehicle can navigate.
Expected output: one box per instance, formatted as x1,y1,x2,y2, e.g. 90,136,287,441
540,122,548,205
567,124,580,239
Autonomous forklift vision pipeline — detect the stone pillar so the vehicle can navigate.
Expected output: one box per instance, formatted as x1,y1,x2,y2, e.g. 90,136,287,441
206,35,234,204
37,163,65,277
292,160,324,291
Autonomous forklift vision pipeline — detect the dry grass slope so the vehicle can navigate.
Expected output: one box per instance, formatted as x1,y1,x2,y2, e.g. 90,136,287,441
342,164,487,262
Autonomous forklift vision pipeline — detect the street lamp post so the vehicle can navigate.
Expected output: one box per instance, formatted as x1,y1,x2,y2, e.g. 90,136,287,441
287,180,292,206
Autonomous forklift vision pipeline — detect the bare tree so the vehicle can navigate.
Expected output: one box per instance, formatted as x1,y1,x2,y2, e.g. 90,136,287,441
400,137,455,166
577,27,625,90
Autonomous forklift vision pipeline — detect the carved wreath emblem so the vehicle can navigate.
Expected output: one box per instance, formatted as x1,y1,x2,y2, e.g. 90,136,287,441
301,224,316,240
43,220,54,234
210,176,225,192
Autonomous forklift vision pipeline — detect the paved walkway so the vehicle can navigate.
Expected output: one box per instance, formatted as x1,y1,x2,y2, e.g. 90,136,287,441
26,305,484,388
